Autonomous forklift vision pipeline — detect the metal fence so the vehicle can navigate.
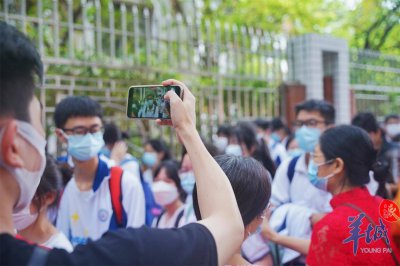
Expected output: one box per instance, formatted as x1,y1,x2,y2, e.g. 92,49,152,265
0,0,286,151
350,49,400,119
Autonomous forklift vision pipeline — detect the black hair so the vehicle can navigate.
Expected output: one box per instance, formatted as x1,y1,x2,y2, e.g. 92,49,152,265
192,155,271,226
33,155,63,210
153,160,186,202
181,139,219,164
295,99,335,124
0,22,43,122
253,118,270,130
351,112,379,133
217,124,232,137
271,117,284,131
53,96,103,129
234,122,276,176
384,114,399,124
145,139,172,161
320,125,389,198
103,122,122,145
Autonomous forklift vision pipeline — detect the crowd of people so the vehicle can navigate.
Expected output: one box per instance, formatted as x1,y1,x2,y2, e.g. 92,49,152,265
1,21,400,265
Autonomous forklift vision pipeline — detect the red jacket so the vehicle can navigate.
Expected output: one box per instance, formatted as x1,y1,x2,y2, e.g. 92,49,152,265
307,187,400,266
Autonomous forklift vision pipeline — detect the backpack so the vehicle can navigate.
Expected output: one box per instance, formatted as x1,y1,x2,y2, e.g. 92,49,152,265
109,166,127,228
109,165,158,228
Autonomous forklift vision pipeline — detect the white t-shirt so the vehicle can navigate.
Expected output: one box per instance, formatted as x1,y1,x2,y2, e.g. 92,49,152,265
271,154,332,212
42,231,73,252
56,159,145,246
153,205,186,229
268,140,289,167
182,195,197,225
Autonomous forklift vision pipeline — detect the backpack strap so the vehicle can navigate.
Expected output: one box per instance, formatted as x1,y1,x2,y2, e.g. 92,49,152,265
156,211,165,228
174,209,185,228
287,155,300,184
342,203,399,265
27,247,49,266
109,166,124,228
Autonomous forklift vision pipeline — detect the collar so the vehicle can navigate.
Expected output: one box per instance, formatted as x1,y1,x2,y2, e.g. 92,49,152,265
330,186,371,209
92,157,110,192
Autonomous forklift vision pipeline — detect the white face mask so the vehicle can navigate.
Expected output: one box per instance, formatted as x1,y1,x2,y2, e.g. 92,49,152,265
225,144,242,156
152,180,179,206
0,121,47,214
387,124,400,137
214,137,228,152
13,207,38,230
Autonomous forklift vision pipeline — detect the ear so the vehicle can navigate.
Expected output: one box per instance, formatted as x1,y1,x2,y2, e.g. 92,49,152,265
43,191,57,207
1,120,24,168
333,158,345,176
55,128,67,143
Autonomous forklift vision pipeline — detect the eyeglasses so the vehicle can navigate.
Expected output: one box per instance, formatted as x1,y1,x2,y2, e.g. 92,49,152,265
293,119,327,128
62,125,103,136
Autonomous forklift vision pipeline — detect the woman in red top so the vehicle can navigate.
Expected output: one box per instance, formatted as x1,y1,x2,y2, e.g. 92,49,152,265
307,125,400,265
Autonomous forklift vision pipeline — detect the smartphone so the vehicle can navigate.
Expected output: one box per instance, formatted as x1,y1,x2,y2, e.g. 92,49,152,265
127,85,182,119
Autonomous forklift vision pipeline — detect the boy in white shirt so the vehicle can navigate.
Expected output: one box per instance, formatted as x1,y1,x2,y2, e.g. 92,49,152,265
54,96,145,246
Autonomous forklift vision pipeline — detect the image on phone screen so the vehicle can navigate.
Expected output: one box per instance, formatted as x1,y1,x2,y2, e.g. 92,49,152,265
127,85,181,119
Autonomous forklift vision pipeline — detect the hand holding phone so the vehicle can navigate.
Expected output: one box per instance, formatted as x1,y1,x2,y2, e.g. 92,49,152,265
156,79,196,132
127,85,182,120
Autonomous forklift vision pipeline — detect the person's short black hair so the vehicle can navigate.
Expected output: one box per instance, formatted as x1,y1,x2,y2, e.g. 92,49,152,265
271,117,285,131
145,139,172,161
320,125,389,198
33,155,63,210
54,96,103,128
192,155,271,226
0,22,43,122
216,124,232,137
154,160,186,202
351,112,379,133
103,122,122,145
253,118,270,130
295,99,335,124
384,114,399,124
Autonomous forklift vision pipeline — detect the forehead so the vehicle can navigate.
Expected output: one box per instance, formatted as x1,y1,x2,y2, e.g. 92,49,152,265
63,116,102,128
387,117,400,124
296,110,324,121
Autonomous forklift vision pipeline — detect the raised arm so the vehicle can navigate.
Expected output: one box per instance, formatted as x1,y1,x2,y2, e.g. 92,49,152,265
157,79,244,265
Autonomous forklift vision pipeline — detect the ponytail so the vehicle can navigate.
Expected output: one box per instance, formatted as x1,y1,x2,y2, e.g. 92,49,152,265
371,161,390,198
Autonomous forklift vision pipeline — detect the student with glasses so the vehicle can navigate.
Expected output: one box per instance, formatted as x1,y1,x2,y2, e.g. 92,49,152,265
269,99,335,265
54,96,146,247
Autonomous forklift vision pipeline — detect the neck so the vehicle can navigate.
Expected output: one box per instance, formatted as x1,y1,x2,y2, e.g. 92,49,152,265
165,198,182,216
0,168,19,235
331,179,357,196
18,210,56,244
73,156,98,182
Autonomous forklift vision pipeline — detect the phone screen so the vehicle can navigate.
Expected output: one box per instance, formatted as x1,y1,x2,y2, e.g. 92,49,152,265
127,85,181,119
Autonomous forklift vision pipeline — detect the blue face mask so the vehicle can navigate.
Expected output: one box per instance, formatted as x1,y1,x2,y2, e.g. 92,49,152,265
295,126,321,152
271,133,281,143
67,132,105,161
180,171,196,194
308,159,334,191
142,152,157,167
100,147,111,158
288,148,304,158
